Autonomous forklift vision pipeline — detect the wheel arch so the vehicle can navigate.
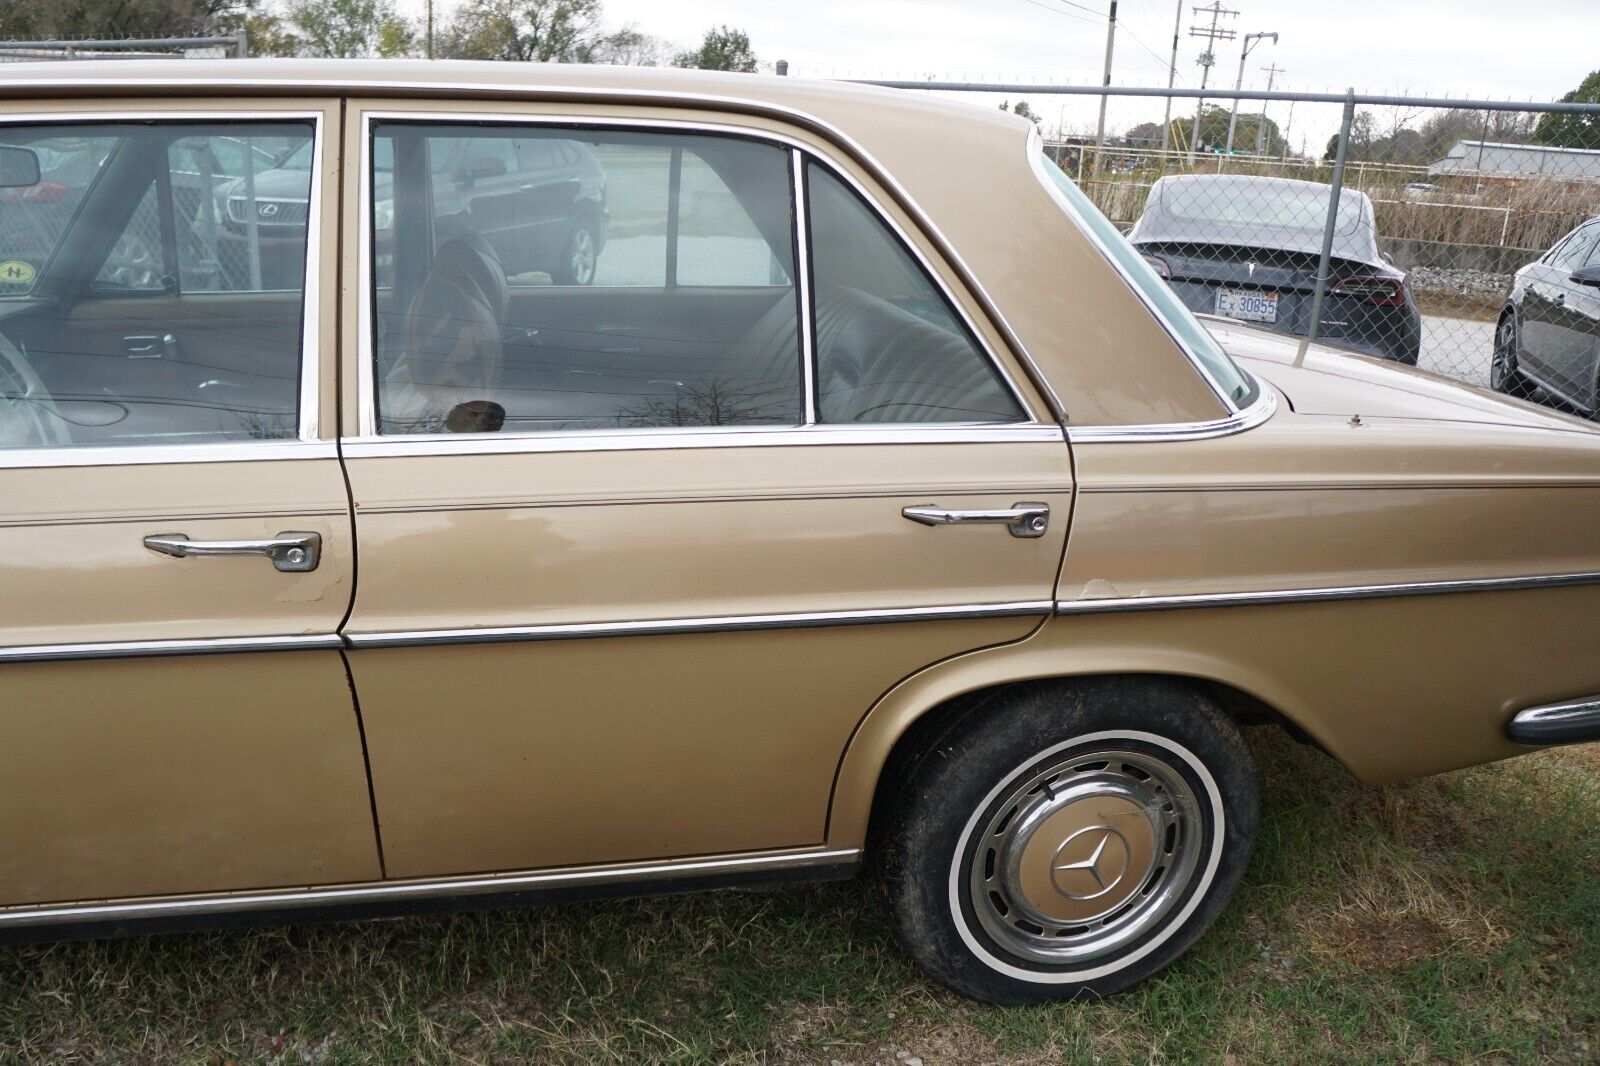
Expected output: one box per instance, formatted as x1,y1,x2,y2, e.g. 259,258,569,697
830,637,1340,854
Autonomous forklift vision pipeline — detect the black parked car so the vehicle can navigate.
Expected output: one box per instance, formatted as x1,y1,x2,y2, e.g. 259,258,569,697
1493,216,1600,416
1129,174,1422,363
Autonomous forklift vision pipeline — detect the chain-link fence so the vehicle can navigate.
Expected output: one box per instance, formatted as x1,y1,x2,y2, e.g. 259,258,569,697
857,81,1600,417
0,35,247,62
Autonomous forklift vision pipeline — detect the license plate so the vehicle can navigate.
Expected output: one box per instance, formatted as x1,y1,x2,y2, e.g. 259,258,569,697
1214,288,1278,323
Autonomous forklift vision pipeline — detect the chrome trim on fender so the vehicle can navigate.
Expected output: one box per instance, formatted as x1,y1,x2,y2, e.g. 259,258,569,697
1055,570,1600,616
0,633,342,663
1507,697,1600,746
348,601,1054,649
1066,377,1277,444
0,847,860,930
354,109,1040,439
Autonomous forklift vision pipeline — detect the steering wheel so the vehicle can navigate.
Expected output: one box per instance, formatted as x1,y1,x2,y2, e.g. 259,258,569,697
0,331,68,448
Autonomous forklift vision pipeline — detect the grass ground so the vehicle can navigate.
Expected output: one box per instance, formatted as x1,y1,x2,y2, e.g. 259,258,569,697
2,730,1596,1064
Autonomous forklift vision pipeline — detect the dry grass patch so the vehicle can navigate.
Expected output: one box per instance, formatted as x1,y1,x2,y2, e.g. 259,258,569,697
1296,854,1511,974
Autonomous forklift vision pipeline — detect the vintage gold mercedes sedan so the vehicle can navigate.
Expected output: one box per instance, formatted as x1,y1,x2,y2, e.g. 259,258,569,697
1,60,1598,1004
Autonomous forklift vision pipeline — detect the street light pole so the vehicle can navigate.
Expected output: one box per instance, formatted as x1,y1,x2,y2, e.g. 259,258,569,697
1225,31,1277,156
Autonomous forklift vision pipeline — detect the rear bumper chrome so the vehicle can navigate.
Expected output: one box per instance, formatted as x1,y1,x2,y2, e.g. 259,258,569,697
1507,697,1600,746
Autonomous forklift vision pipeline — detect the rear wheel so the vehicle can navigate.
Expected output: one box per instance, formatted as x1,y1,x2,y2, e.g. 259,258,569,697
881,678,1259,1004
1492,312,1535,399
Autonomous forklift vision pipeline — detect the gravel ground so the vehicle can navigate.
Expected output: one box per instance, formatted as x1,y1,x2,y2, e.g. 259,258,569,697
1419,314,1495,387
1406,265,1514,302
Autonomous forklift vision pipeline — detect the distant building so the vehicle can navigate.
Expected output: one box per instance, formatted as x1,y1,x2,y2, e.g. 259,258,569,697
1427,140,1600,181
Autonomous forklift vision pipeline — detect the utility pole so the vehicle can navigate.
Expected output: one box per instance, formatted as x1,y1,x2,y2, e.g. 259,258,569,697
1225,31,1277,156
1256,62,1284,155
1159,0,1182,158
1188,1,1236,161
1091,1,1118,177
425,0,434,59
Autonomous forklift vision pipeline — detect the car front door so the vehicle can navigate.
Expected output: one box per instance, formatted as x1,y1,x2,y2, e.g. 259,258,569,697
1548,233,1600,410
0,106,379,907
1522,222,1599,391
338,105,1072,880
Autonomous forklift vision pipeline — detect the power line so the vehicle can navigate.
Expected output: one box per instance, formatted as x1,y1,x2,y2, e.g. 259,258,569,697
1017,0,1100,28
1026,0,1185,81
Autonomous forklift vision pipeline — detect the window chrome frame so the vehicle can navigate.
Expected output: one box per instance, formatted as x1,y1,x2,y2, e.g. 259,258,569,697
350,110,1042,450
0,108,330,469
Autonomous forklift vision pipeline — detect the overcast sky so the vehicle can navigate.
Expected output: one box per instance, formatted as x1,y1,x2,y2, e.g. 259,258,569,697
415,0,1599,154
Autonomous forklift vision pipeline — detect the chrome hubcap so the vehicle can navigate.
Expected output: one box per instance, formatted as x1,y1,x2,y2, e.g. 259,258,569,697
966,746,1202,966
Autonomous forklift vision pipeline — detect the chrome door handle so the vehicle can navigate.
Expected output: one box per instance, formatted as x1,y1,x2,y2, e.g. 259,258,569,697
902,502,1050,539
143,531,321,572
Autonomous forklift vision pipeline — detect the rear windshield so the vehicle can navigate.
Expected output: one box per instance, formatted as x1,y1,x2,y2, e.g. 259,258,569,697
1034,153,1257,411
1161,178,1365,234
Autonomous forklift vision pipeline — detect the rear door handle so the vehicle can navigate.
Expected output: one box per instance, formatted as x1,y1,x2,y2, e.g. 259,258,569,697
143,531,321,572
902,502,1049,538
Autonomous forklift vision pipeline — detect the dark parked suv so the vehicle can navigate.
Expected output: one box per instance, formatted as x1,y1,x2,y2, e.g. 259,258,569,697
213,132,608,289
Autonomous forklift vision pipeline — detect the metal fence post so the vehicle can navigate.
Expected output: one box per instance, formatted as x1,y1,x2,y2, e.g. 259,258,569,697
1304,88,1355,354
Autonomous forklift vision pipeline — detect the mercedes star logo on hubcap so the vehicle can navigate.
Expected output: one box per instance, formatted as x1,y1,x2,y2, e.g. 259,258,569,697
1050,825,1132,901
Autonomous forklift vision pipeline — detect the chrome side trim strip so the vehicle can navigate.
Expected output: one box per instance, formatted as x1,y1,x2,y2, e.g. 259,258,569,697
353,109,1040,441
792,148,818,425
0,633,342,663
0,847,861,930
340,422,1063,458
0,440,338,469
1065,378,1278,444
1507,697,1600,746
1055,571,1600,616
347,601,1054,649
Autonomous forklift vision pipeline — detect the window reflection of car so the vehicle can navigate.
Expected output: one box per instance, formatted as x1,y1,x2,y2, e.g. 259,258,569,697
215,135,609,289
1493,215,1600,415
1129,174,1423,364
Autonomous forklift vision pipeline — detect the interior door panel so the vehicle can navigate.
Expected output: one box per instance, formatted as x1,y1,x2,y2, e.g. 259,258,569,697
5,292,303,446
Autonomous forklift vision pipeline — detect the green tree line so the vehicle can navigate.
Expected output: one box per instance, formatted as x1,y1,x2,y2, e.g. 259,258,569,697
0,0,761,68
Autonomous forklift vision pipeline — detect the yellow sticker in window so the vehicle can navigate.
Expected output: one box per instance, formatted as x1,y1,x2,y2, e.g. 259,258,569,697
0,260,36,285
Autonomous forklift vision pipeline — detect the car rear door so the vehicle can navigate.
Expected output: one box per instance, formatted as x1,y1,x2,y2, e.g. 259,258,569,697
0,103,379,907
337,102,1072,880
